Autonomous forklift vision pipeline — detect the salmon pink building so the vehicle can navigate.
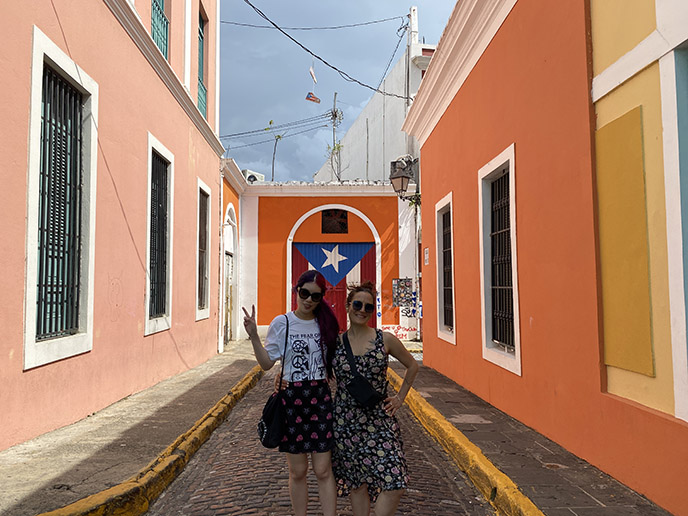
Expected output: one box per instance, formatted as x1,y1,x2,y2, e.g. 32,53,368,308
1,0,223,450
403,0,688,513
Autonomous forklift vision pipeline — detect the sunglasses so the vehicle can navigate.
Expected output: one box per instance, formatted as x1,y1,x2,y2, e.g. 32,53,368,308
298,287,323,302
352,300,375,313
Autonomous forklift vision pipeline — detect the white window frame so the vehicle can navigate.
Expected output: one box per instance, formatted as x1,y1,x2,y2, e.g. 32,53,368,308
435,192,456,344
23,26,99,370
196,178,211,321
478,143,522,376
145,133,175,335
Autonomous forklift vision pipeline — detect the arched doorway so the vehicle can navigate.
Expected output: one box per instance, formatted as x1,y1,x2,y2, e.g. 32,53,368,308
222,204,237,350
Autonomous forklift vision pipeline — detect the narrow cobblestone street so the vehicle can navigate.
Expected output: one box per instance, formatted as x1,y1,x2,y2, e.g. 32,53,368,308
149,369,495,515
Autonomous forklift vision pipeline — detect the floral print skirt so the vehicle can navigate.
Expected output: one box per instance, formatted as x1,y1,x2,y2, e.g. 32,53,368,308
280,379,334,454
332,330,409,501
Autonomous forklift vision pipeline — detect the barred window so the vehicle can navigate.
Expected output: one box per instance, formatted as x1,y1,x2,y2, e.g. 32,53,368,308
151,0,169,59
441,209,453,330
197,11,207,118
149,151,169,318
490,170,514,351
322,209,348,233
198,189,209,310
36,66,83,340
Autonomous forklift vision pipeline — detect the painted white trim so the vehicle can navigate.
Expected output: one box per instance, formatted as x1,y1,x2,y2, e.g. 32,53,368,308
241,182,398,198
592,0,688,102
286,205,383,329
660,53,688,422
402,0,518,145
434,192,455,345
196,178,211,321
23,27,99,370
478,143,522,376
145,133,175,335
238,196,259,338
184,0,192,89
220,202,238,349
103,0,224,156
221,158,248,194
592,30,671,102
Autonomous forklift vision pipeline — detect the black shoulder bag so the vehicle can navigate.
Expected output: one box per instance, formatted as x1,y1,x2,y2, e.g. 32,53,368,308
342,331,386,408
257,315,289,448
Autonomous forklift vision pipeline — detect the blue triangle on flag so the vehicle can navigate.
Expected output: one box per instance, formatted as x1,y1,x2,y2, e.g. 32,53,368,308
293,242,374,286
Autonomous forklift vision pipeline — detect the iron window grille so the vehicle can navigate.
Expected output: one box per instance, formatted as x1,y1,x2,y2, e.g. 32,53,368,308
152,0,169,59
442,209,453,330
36,66,84,341
198,189,209,310
149,151,169,318
198,13,207,118
490,171,514,351
322,209,348,233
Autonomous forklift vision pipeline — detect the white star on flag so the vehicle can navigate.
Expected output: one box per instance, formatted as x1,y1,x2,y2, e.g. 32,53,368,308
321,245,347,273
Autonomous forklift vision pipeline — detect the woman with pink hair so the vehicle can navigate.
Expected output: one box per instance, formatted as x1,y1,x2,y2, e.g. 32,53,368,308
243,270,339,516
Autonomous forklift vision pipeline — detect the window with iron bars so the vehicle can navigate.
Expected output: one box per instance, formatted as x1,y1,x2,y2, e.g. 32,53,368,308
490,171,514,351
36,66,83,341
441,209,453,330
152,0,169,59
198,12,207,118
149,151,169,318
198,189,209,310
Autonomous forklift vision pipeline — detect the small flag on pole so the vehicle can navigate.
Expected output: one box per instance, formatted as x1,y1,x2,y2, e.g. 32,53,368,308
305,92,321,103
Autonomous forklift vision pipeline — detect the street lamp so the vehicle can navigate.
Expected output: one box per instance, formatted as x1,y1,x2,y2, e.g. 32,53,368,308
390,154,419,203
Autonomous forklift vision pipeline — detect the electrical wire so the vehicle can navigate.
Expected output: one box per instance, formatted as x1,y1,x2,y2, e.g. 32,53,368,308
220,112,332,139
221,16,404,30
241,0,411,101
376,20,408,91
225,124,329,150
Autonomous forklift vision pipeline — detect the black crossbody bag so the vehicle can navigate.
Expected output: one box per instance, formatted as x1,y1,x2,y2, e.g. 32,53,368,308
257,315,289,448
342,331,386,408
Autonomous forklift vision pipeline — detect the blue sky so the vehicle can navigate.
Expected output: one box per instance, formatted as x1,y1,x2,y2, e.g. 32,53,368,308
219,1,455,182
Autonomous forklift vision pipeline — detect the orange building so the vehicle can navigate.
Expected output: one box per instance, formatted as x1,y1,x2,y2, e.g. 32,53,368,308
1,0,223,450
234,183,405,338
403,0,688,513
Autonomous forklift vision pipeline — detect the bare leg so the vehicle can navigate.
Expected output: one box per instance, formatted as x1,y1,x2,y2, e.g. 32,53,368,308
311,451,337,516
374,489,404,516
286,453,309,516
350,484,371,516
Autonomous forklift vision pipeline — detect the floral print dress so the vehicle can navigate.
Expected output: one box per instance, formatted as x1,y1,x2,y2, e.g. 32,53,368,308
332,329,409,501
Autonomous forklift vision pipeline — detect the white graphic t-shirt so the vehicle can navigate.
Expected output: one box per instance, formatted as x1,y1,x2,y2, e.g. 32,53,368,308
264,312,326,382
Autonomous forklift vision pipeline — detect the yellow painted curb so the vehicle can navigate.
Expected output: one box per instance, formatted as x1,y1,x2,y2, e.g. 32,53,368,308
387,369,544,516
39,365,265,516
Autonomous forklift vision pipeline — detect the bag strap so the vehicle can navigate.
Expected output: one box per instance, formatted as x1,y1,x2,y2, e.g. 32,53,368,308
342,331,361,376
278,314,289,385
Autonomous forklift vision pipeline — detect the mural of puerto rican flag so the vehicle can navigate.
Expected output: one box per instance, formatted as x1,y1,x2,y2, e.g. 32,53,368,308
292,242,376,330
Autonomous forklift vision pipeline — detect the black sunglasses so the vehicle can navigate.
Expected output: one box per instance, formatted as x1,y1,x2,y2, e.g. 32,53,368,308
352,300,375,313
298,287,323,302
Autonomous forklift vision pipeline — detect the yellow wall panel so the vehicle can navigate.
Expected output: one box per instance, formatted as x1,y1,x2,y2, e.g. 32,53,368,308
594,64,674,415
596,106,654,376
591,0,656,76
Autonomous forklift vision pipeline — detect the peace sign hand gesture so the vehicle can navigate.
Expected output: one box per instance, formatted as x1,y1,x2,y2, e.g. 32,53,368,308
242,305,258,338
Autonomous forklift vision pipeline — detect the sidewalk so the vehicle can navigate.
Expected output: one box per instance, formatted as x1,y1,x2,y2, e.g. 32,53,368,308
0,340,672,516
388,361,672,516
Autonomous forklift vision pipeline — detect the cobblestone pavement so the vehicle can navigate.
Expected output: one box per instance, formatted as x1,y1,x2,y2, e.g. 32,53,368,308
149,369,495,515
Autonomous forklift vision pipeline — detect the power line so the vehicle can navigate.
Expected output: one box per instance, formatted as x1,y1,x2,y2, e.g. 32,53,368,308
220,112,332,139
241,0,412,101
225,124,329,150
376,21,408,91
221,16,404,31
